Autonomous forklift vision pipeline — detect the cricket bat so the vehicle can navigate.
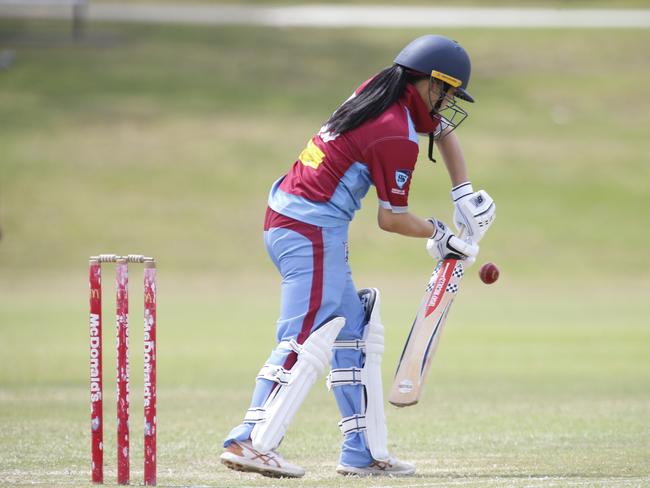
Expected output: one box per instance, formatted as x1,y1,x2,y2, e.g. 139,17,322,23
388,253,465,407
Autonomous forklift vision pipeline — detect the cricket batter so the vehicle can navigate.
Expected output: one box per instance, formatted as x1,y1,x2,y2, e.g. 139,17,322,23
221,35,496,477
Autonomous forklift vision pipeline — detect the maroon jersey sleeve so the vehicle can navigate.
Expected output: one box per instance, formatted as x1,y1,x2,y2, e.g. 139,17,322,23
364,137,419,213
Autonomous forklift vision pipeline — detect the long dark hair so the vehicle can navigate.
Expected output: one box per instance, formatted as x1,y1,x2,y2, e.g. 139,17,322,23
325,64,427,135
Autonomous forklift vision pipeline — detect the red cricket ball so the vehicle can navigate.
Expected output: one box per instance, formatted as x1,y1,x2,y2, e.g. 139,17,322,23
479,262,500,284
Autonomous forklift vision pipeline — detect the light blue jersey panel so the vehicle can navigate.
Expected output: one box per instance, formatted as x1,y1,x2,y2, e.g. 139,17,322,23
404,106,419,143
268,162,372,228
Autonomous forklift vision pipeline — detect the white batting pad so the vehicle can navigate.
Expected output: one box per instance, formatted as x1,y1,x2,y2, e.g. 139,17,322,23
330,288,389,462
251,316,345,453
362,289,389,462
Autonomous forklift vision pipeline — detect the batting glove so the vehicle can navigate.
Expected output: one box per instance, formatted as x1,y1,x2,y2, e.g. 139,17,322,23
426,218,479,266
451,182,496,243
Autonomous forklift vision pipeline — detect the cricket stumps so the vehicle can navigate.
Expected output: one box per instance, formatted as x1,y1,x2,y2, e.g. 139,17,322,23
89,254,157,486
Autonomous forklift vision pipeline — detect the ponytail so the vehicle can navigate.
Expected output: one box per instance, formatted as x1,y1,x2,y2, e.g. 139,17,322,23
325,65,426,135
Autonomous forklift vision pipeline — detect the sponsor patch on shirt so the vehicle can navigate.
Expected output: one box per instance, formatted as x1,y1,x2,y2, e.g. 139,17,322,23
299,139,325,169
395,169,411,189
391,188,406,196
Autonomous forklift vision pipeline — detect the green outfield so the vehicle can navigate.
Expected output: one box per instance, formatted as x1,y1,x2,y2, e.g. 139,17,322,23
1,20,649,487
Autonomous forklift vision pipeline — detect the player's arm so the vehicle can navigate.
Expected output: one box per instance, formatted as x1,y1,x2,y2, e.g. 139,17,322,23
378,208,479,264
377,208,434,238
436,130,469,187
366,137,481,251
436,130,496,242
366,138,432,238
366,137,452,240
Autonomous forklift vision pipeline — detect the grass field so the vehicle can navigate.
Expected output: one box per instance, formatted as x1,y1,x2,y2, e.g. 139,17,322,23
1,19,649,487
1,279,649,487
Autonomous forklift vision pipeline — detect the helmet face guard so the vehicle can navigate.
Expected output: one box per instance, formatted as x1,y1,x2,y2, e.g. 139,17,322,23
429,74,469,140
426,80,469,163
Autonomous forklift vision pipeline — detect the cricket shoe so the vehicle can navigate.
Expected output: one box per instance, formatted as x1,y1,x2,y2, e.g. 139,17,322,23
220,439,305,478
336,456,416,476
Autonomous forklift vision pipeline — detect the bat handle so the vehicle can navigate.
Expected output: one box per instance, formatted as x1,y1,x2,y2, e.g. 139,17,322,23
444,225,467,260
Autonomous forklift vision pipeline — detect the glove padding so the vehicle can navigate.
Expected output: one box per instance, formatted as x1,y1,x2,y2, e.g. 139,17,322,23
426,218,479,266
451,183,496,243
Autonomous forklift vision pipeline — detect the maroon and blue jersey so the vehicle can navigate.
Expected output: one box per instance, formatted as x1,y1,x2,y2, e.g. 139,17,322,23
268,82,439,227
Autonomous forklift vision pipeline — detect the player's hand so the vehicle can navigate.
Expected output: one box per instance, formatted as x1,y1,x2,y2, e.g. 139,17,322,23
426,218,479,265
451,183,496,242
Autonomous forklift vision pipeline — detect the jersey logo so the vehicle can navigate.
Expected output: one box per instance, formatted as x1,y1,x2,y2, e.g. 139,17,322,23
298,139,325,169
395,170,411,189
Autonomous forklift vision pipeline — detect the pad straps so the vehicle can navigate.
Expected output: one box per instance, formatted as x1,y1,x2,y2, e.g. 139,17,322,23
244,407,266,424
326,367,365,390
338,414,366,435
256,363,291,385
332,339,365,350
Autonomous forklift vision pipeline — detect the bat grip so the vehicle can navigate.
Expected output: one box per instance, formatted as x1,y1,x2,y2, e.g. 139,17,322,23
444,225,466,260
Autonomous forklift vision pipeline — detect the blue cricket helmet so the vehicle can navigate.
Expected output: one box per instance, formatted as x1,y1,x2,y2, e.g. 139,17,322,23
394,35,474,103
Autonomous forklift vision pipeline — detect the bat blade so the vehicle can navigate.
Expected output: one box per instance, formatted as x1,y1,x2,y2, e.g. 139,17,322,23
388,257,464,407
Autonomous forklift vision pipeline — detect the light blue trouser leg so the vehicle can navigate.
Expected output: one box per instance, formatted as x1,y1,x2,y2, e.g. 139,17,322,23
330,275,374,467
225,222,366,450
224,225,318,446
